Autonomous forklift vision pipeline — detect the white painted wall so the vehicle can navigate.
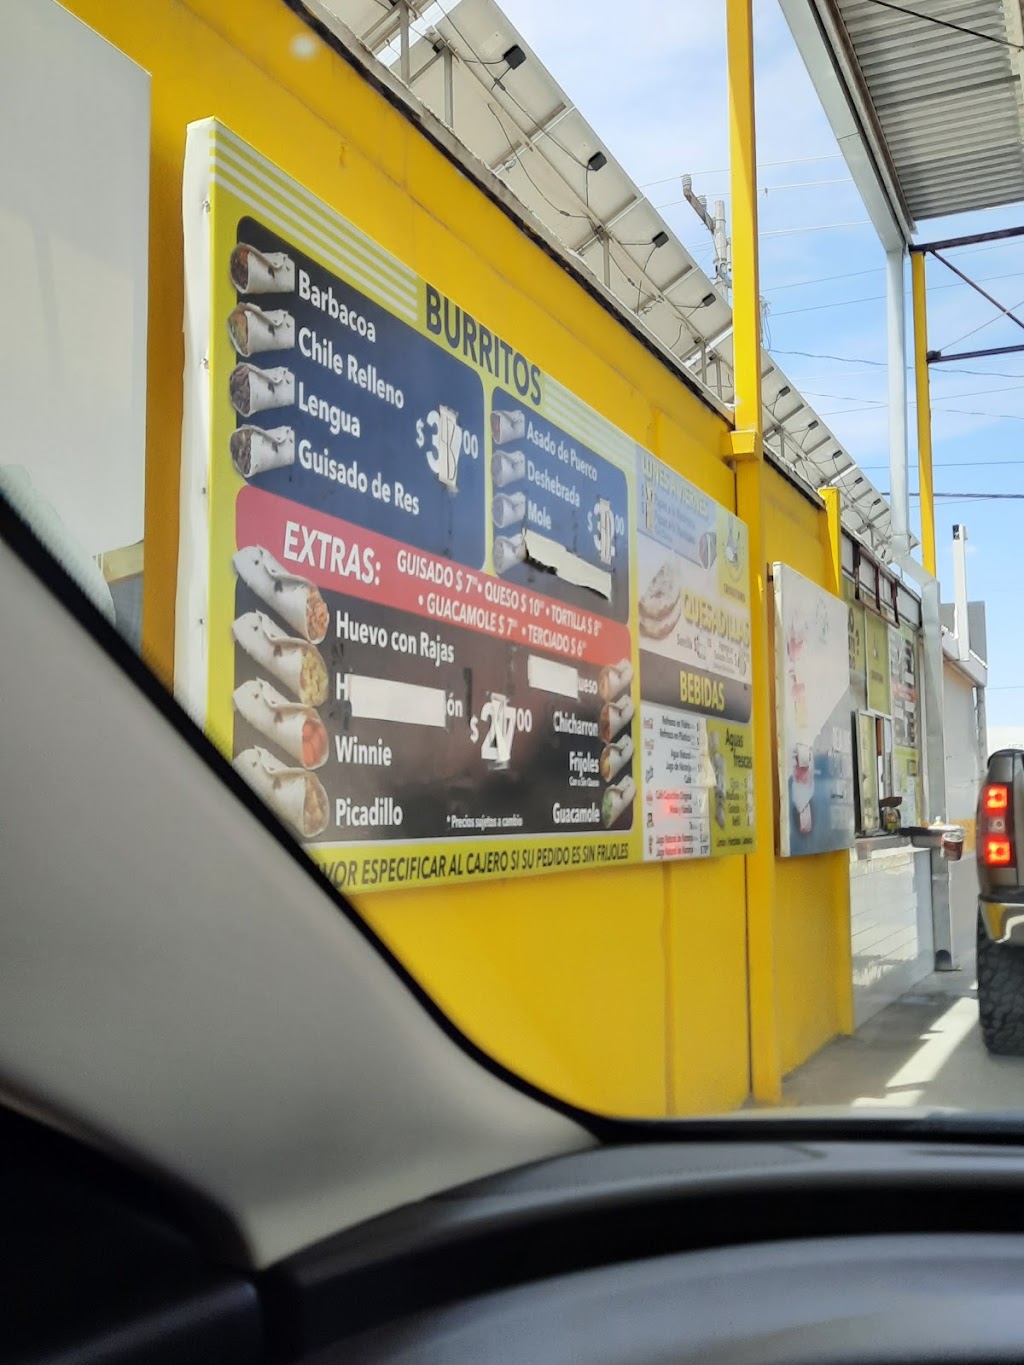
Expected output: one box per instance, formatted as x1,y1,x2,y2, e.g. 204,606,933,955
0,0,149,558
850,845,933,1025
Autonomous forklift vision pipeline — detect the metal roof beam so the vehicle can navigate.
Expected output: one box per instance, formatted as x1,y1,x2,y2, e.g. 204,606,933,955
912,222,1024,253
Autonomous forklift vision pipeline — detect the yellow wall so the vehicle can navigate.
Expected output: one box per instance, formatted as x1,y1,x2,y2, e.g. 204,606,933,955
62,0,847,1117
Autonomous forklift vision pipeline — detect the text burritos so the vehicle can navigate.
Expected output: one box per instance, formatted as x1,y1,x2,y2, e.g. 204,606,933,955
234,746,329,839
233,679,328,770
232,611,328,706
233,545,329,643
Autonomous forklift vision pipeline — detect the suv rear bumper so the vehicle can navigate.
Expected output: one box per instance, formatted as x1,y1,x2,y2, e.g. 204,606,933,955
980,893,1024,945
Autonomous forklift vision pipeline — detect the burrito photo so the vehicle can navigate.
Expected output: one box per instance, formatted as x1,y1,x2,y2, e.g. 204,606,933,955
599,693,635,744
228,303,296,357
601,775,636,829
232,611,328,706
229,363,295,418
492,492,527,528
600,734,633,784
233,544,329,644
233,679,328,770
493,533,527,574
230,425,295,479
598,658,633,703
230,242,296,294
491,449,527,488
491,409,526,445
233,746,329,839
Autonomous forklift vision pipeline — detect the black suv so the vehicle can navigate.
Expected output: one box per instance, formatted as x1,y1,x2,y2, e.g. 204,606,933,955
977,748,1024,1054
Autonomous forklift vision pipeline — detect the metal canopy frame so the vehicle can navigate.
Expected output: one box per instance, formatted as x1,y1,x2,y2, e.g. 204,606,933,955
315,0,898,558
913,224,1024,364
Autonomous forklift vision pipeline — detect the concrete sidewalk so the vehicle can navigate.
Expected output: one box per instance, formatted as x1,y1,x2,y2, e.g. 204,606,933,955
783,949,1024,1111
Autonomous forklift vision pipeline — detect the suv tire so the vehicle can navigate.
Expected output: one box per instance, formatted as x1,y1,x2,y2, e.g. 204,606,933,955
977,909,1024,1056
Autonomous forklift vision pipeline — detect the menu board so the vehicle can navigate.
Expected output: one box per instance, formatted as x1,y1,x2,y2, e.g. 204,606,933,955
773,563,855,857
177,121,754,892
889,622,922,824
636,455,754,859
864,609,891,715
845,583,868,713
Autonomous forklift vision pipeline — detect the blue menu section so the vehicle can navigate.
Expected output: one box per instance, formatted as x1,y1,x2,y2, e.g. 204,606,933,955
231,217,486,567
489,388,630,623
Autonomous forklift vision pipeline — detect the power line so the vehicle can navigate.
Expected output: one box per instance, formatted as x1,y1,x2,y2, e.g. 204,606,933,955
771,347,1024,378
653,176,853,207
639,153,846,188
769,269,1024,318
880,491,1024,500
823,404,1024,422
862,0,1024,52
765,239,1024,295
935,290,1024,354
803,382,1024,406
858,459,1024,470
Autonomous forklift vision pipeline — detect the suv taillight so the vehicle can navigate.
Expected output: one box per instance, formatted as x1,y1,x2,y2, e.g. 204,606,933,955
981,783,1016,868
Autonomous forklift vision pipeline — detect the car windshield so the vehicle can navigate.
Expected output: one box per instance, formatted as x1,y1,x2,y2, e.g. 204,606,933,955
3,0,1024,1173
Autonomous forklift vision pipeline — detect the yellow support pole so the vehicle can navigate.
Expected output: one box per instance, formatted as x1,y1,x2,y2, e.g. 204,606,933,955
819,487,855,1037
911,253,937,577
727,0,781,1104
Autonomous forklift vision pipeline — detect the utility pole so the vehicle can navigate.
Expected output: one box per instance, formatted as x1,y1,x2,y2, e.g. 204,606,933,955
682,174,731,297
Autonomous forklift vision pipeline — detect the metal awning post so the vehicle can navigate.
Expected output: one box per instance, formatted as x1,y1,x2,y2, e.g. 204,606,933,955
910,252,936,576
886,247,910,560
727,0,782,1105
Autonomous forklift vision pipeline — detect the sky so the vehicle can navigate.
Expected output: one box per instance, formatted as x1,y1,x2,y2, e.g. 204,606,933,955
492,0,1024,731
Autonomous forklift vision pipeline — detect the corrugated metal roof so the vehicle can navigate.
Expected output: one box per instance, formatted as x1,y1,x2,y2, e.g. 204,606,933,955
832,0,1024,221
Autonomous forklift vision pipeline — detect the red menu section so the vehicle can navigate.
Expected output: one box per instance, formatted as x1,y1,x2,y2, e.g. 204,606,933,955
237,485,630,666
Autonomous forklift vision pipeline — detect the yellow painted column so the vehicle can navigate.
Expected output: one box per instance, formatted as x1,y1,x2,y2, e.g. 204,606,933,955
819,487,855,1036
726,0,781,1103
911,252,937,577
